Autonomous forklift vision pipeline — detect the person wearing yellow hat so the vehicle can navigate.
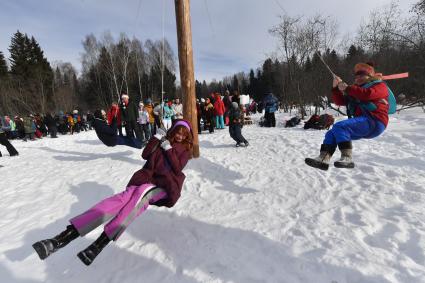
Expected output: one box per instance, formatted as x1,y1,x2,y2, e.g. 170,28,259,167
305,62,391,170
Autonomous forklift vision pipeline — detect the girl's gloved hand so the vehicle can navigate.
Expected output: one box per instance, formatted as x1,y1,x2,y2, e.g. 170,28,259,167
154,128,167,141
160,139,172,151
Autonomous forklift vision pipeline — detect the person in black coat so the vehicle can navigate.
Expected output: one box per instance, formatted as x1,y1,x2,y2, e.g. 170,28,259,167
44,112,58,138
86,111,94,130
120,94,143,141
231,90,241,106
93,110,143,149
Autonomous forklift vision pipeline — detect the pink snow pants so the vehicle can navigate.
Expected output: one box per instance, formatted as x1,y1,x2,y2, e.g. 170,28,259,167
70,184,167,241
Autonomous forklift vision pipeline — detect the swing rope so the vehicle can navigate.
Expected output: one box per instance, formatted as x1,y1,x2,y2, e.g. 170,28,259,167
161,0,165,105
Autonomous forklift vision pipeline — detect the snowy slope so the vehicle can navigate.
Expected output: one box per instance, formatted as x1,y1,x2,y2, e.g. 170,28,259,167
0,109,424,283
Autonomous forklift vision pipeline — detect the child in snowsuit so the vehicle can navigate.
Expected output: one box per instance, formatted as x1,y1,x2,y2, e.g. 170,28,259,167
32,119,193,266
214,93,225,129
228,102,249,147
23,115,36,141
162,101,175,131
305,62,390,170
137,103,151,142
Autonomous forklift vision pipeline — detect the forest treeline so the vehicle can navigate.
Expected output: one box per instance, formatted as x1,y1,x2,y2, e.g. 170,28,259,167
0,0,423,114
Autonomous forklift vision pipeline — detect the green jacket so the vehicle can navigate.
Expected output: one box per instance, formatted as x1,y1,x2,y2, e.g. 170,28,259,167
23,117,35,133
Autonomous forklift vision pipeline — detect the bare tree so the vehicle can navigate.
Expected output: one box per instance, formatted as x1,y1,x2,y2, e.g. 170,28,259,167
102,31,121,102
116,33,131,96
131,38,146,101
270,13,338,108
81,34,105,104
357,1,402,53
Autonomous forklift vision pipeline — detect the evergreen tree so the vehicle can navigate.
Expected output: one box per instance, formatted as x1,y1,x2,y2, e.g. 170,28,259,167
195,80,202,97
9,30,29,77
346,45,365,63
201,80,208,97
248,69,257,98
305,56,312,72
0,51,8,77
232,75,239,92
261,58,274,88
346,45,358,61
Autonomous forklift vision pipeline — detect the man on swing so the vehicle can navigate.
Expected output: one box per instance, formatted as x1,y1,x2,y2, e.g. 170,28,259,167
305,62,391,170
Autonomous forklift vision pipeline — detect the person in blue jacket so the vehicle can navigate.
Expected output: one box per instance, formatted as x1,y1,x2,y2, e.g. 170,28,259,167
262,92,279,127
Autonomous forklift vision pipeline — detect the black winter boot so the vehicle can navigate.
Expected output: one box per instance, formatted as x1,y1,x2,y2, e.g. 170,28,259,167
77,232,111,266
305,144,337,171
32,225,80,260
334,141,355,168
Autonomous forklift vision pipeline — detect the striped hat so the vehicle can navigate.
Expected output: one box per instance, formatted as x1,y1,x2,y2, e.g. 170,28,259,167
354,63,375,76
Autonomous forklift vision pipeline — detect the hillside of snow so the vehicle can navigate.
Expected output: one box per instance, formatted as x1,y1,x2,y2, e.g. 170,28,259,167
0,109,424,283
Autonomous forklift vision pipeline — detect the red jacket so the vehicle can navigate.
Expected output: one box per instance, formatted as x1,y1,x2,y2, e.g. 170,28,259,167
213,96,225,116
127,137,190,208
332,82,389,127
107,105,121,126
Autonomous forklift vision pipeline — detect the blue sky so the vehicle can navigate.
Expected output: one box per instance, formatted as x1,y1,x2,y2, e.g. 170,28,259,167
0,0,418,82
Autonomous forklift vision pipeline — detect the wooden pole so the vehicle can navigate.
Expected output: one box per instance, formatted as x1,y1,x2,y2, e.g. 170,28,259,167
175,0,200,158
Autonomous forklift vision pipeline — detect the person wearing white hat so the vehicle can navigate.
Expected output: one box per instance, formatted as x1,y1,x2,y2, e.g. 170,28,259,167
120,93,143,141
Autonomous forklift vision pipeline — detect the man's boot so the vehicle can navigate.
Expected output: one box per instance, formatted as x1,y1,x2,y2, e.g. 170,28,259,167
32,225,80,260
77,232,111,266
305,144,336,171
334,141,355,168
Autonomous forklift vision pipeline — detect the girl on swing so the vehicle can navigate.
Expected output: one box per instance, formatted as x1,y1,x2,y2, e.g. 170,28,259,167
33,119,193,266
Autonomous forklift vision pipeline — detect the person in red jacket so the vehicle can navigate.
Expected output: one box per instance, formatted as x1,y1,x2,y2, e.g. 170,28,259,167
213,93,225,129
107,102,123,136
32,119,193,266
305,62,390,170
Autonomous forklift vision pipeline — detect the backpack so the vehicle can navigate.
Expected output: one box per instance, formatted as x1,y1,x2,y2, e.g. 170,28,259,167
304,115,320,130
304,114,334,130
318,114,334,129
285,117,301,128
351,80,397,115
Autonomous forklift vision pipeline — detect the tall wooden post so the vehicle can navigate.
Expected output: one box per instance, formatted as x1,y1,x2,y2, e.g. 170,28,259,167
175,0,200,157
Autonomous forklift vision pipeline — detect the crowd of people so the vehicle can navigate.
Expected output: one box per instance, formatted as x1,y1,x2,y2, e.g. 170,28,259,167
196,90,254,146
95,91,257,149
0,111,94,157
0,90,279,157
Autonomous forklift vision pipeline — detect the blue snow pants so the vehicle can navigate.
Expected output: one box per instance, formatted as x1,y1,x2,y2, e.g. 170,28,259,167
116,136,143,149
323,115,386,146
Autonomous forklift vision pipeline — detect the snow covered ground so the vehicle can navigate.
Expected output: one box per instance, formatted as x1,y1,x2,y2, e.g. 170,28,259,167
1,109,424,283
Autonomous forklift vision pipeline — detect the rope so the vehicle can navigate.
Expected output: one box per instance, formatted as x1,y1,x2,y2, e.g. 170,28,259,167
273,0,287,14
316,51,337,79
203,0,216,38
161,0,165,104
135,0,143,31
